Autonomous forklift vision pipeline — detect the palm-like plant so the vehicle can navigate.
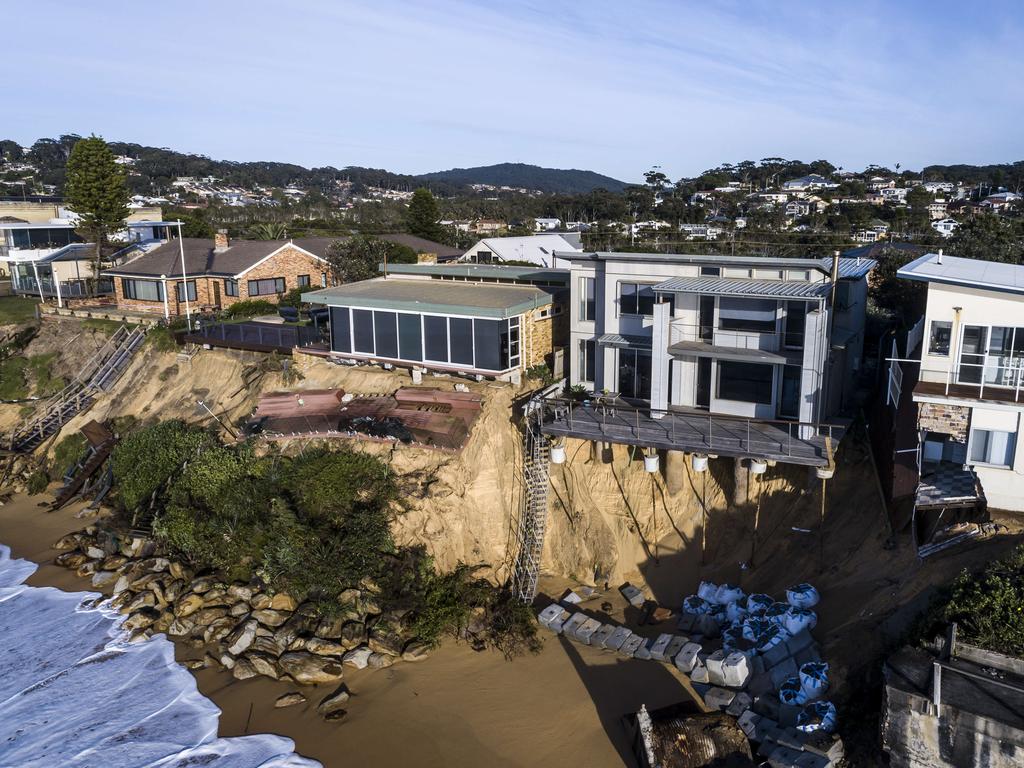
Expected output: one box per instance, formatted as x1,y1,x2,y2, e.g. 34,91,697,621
250,222,288,240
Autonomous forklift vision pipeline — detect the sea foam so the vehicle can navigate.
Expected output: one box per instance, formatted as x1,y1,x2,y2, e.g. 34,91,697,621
0,544,320,767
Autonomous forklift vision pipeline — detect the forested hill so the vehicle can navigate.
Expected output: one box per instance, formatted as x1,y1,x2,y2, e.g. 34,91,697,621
416,162,628,194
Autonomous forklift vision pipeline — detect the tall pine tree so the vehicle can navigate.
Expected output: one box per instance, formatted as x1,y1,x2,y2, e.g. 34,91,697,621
64,135,129,286
405,188,444,242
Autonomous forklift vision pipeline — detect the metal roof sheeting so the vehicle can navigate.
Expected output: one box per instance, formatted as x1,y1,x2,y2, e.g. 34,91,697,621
598,333,652,348
653,276,831,299
898,252,1024,295
667,341,788,364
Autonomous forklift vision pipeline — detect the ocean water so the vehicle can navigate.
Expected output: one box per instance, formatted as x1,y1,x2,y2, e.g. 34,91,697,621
0,545,321,768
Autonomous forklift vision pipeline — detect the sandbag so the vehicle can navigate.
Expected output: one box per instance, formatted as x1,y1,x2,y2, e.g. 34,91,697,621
741,616,772,643
714,583,745,606
797,701,837,734
696,581,719,603
779,676,808,706
799,661,829,701
682,595,710,615
765,601,790,625
782,607,818,636
754,623,790,652
725,601,747,625
722,625,744,652
786,583,820,609
747,593,774,614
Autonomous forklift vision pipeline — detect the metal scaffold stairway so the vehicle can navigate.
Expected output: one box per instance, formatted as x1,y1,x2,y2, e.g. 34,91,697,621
9,325,146,453
512,410,551,602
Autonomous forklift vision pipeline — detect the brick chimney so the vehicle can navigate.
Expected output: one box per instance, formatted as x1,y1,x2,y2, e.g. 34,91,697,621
214,229,229,252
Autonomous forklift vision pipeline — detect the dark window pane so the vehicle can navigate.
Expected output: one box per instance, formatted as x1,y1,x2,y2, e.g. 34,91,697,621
450,318,474,365
373,311,398,358
297,274,310,287
719,297,777,333
398,313,422,361
928,321,951,356
424,315,448,361
618,349,652,399
785,301,807,348
224,279,238,297
717,361,774,404
352,309,374,353
474,319,503,371
637,286,656,315
331,307,351,353
619,283,637,314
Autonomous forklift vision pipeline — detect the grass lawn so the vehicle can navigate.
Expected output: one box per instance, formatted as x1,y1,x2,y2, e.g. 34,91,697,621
82,317,133,334
0,296,41,325
0,357,29,400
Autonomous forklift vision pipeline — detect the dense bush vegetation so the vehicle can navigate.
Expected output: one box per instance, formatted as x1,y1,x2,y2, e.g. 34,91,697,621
222,299,279,318
114,421,538,656
917,544,1024,657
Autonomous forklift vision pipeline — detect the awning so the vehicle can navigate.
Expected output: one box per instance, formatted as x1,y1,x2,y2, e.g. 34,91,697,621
598,333,652,349
668,341,788,364
654,276,831,299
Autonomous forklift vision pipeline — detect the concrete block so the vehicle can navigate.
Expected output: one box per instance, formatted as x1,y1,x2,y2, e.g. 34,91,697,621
574,617,603,644
633,637,653,660
757,738,780,759
753,717,782,745
801,732,845,763
561,590,583,604
538,604,564,627
562,612,588,638
762,639,792,669
620,584,645,607
750,652,767,676
690,660,710,684
604,626,632,651
706,649,728,686
590,624,616,649
748,671,775,697
703,687,736,711
674,642,702,673
726,691,753,718
752,693,781,720
795,754,832,768
676,613,696,634
548,610,571,634
664,635,688,662
723,651,751,688
775,727,807,751
650,633,673,661
794,645,822,668
737,708,762,738
786,628,814,655
767,745,805,768
619,634,645,658
769,657,800,689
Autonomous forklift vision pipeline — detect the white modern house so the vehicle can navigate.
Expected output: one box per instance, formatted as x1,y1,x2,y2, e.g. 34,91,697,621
460,233,582,268
898,252,1024,512
533,217,562,232
544,250,874,468
931,218,960,238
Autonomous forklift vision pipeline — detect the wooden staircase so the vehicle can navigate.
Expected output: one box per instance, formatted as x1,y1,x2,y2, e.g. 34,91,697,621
51,436,116,510
9,326,145,454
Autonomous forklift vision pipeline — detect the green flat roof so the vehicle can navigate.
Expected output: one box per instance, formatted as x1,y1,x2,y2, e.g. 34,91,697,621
378,263,569,283
302,278,554,319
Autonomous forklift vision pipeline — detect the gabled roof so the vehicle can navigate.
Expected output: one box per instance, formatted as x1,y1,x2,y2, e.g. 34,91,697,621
465,234,582,266
103,238,329,280
898,252,1024,295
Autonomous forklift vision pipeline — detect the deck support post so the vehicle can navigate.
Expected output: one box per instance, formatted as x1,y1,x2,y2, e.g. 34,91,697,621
732,456,749,507
665,449,685,496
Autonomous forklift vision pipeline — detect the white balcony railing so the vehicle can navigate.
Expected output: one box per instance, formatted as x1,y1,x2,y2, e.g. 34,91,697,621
668,320,805,354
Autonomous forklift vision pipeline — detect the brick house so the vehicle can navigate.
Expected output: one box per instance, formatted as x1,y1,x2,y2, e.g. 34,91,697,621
103,231,334,318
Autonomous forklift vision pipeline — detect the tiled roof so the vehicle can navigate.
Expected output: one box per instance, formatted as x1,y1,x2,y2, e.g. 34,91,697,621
104,238,330,279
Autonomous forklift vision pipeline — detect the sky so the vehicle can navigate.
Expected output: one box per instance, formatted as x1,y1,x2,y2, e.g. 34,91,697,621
7,1,1024,182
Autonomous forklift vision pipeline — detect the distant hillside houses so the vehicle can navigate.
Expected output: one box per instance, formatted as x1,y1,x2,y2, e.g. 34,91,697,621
931,217,959,237
781,173,838,191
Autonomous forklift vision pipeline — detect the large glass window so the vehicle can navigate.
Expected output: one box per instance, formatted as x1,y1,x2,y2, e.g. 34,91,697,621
331,307,351,353
450,318,474,366
175,280,197,302
398,313,422,361
784,301,807,349
424,315,449,361
970,428,1016,467
619,283,657,316
474,319,503,371
717,361,774,404
373,311,398,358
928,321,951,356
248,277,285,296
958,325,987,385
352,309,374,353
984,326,1024,387
618,349,652,400
580,277,595,321
579,339,596,384
718,297,778,333
121,278,164,301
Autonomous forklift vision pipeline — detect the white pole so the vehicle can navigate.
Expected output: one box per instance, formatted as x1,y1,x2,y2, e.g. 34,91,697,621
31,260,42,301
54,266,62,309
160,275,170,320
177,222,192,331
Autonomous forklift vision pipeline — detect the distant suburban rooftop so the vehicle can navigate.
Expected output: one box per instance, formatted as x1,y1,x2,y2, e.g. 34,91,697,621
898,252,1024,295
376,233,462,260
654,276,832,299
104,237,328,280
302,277,555,319
381,262,569,284
558,250,876,279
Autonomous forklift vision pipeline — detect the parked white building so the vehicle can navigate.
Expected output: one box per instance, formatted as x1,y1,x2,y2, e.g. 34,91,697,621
898,252,1024,511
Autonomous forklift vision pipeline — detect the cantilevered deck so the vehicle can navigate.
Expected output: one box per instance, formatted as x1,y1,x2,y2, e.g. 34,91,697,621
537,397,838,467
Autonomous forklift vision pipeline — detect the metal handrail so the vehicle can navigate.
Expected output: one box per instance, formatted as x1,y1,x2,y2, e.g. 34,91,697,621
668,319,806,351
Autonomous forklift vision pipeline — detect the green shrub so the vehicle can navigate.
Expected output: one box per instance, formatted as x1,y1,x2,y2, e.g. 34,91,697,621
919,544,1024,657
147,325,178,352
285,448,397,527
278,288,305,308
222,300,278,318
26,470,49,495
111,420,211,510
52,432,88,478
524,363,554,386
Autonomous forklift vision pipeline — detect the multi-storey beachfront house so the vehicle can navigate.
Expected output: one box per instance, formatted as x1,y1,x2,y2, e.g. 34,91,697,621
897,251,1024,513
545,250,875,469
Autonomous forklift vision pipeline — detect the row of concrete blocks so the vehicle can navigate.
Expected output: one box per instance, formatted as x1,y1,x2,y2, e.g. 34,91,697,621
538,604,751,688
736,704,844,768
